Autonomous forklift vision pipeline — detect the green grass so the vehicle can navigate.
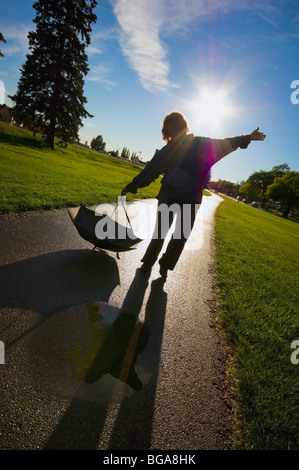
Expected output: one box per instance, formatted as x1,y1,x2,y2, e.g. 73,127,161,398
0,121,162,213
214,196,299,449
0,121,210,214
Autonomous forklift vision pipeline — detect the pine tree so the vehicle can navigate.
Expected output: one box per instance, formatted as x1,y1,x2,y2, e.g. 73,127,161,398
9,0,97,148
91,134,106,152
121,147,130,159
0,33,6,58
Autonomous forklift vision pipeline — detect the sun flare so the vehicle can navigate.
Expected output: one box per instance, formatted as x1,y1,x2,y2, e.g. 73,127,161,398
191,88,234,132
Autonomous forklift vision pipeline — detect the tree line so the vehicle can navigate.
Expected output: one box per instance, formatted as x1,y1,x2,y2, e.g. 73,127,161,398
90,134,144,164
210,164,299,217
0,102,144,165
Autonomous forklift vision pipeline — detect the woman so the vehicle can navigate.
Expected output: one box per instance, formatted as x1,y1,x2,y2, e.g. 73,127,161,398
122,111,266,279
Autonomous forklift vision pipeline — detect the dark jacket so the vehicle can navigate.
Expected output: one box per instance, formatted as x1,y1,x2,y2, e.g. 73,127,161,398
126,133,251,203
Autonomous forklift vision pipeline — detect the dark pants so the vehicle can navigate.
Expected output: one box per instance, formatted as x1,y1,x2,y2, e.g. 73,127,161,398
141,201,200,271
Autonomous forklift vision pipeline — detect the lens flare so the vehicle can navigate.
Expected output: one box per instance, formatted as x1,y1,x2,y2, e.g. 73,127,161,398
190,87,234,133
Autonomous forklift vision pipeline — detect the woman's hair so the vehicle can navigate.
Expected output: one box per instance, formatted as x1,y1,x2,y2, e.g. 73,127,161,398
161,111,189,142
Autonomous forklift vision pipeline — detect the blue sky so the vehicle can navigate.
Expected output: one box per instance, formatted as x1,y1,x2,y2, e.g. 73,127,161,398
0,0,298,183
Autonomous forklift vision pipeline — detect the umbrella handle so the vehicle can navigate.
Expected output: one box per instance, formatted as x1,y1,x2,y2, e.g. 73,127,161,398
119,196,134,230
111,196,134,231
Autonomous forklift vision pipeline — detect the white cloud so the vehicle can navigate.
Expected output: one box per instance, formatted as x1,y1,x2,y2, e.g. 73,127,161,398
88,26,119,56
0,24,30,56
82,121,96,127
86,64,116,90
112,0,285,93
92,27,119,42
87,45,103,55
113,0,172,92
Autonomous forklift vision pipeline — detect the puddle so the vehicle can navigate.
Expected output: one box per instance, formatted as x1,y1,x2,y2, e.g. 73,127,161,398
28,302,159,402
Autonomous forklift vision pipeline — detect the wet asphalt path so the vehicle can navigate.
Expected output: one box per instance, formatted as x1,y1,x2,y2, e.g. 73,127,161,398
0,194,232,450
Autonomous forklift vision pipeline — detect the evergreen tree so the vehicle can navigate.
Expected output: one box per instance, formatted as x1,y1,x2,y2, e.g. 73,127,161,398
0,33,6,58
9,0,97,148
121,147,130,159
91,134,106,152
108,149,119,157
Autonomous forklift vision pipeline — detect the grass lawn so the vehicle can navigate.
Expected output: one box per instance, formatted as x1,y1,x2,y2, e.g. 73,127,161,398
0,121,211,214
0,122,162,214
214,196,299,449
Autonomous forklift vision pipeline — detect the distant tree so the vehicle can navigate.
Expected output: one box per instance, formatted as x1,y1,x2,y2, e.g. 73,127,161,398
210,179,243,198
232,182,242,198
203,169,211,189
239,164,290,205
213,179,235,195
239,170,273,203
9,0,97,149
12,107,44,135
121,147,130,159
266,171,299,217
108,149,119,157
239,180,256,202
0,105,12,123
271,164,290,177
91,134,106,152
0,32,6,58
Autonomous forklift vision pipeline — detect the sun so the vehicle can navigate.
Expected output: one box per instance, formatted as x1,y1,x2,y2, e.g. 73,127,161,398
191,88,233,133
199,89,230,123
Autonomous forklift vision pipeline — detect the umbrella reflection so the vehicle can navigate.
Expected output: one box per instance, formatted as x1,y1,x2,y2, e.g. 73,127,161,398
84,305,150,391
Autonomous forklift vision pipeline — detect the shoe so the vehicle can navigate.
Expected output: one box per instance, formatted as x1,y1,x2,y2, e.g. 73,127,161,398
141,263,151,272
159,265,168,279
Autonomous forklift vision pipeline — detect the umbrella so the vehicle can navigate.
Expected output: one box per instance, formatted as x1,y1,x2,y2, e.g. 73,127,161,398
67,203,143,256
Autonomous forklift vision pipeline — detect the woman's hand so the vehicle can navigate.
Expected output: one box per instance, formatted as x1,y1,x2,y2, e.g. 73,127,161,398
121,187,128,196
250,127,266,141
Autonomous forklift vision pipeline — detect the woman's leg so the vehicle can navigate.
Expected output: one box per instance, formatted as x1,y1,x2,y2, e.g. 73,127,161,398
140,202,174,267
159,203,199,271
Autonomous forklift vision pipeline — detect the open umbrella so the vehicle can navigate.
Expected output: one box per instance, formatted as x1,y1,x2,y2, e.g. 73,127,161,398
67,201,143,256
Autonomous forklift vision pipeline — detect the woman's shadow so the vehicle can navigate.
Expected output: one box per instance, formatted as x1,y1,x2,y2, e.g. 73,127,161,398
45,268,167,450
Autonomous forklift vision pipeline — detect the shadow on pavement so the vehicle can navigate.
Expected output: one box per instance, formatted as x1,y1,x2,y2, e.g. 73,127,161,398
0,249,120,349
44,269,167,450
108,276,167,450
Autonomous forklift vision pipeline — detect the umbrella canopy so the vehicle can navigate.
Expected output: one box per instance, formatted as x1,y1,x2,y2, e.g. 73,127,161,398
67,205,143,253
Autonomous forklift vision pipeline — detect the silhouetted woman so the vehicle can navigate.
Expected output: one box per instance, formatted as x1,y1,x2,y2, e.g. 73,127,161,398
122,111,266,279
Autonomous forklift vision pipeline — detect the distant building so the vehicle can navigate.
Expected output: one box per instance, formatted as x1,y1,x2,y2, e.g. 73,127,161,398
131,155,146,166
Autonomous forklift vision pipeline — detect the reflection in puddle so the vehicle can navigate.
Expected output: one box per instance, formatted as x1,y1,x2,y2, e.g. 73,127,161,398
30,302,158,402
